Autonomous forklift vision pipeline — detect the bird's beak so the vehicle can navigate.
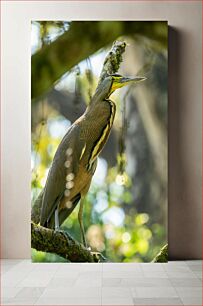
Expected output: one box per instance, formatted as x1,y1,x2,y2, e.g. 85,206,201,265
120,76,146,85
111,76,146,93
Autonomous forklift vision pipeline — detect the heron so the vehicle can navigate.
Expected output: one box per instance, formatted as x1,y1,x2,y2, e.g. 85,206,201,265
40,74,145,247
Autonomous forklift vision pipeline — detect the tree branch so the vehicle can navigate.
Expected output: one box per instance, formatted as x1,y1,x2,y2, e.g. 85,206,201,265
31,222,97,262
98,40,126,84
152,244,168,262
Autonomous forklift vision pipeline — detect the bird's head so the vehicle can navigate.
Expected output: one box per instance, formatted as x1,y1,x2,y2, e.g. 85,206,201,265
92,73,146,103
108,74,146,96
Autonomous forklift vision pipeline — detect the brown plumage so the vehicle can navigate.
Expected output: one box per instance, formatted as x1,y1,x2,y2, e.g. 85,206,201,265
40,74,145,246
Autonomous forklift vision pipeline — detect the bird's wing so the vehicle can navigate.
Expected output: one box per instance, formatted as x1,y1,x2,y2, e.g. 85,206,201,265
40,124,85,226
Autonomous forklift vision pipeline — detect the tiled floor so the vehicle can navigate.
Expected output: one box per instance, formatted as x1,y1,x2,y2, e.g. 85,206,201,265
1,260,202,305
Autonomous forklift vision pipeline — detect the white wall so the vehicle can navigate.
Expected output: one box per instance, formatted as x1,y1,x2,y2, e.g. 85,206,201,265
1,1,202,259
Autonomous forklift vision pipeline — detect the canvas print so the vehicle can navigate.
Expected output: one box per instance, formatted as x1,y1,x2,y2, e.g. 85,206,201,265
31,21,168,263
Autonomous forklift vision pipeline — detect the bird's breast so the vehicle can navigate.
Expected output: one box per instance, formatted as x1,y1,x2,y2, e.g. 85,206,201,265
82,100,116,169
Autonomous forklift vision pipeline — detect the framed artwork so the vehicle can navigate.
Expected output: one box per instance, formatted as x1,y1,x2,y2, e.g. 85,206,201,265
31,21,168,263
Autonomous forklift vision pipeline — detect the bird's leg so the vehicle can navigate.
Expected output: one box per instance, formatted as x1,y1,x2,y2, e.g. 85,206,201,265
78,198,87,248
54,206,60,231
54,196,63,232
54,205,70,242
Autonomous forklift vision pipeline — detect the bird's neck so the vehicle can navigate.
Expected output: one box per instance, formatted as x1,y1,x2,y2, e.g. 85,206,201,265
85,98,115,118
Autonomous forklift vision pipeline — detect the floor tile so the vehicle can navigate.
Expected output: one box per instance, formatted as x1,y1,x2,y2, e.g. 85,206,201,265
80,262,102,271
56,263,82,272
123,277,172,287
1,299,10,305
54,270,79,278
2,273,27,287
102,278,122,287
175,287,202,298
133,297,183,305
103,270,143,278
2,287,22,299
164,265,192,272
143,271,168,278
1,265,16,274
75,276,102,287
78,271,102,278
140,263,165,272
21,270,56,278
194,271,202,279
135,287,178,298
2,296,38,305
47,277,76,288
166,271,197,278
103,263,142,272
167,261,187,264
102,286,132,298
2,263,35,287
102,297,134,305
189,264,202,272
35,297,101,305
15,287,45,298
170,277,202,287
180,296,202,305
31,263,60,273
54,265,81,278
186,260,202,265
17,272,55,287
41,287,101,298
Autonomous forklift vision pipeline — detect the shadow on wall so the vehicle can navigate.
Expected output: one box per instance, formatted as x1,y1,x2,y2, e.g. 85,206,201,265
168,27,202,260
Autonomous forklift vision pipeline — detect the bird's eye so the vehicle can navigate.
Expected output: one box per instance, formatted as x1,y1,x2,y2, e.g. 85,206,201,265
111,74,122,78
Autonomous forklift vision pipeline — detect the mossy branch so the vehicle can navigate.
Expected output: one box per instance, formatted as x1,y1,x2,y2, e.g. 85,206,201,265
152,244,168,262
98,40,126,84
31,222,100,262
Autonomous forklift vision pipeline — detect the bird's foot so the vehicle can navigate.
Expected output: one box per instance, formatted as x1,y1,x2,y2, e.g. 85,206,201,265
90,251,107,262
81,241,91,251
82,244,103,261
54,228,69,241
54,226,63,235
